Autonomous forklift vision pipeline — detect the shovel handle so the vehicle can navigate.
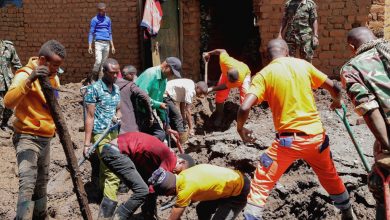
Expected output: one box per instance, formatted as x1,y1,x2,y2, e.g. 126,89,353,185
375,167,390,220
204,61,208,84
334,104,371,172
78,121,120,166
167,129,184,154
159,196,176,211
80,86,88,123
334,103,347,120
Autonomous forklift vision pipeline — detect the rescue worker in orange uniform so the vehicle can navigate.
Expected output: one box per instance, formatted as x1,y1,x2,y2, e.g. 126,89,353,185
203,49,251,126
236,39,356,220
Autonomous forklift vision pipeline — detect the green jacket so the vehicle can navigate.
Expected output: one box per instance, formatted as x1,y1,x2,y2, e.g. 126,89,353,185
0,40,22,92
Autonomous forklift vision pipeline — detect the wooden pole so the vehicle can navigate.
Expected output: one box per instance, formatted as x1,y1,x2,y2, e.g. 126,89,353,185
205,60,208,84
38,76,92,220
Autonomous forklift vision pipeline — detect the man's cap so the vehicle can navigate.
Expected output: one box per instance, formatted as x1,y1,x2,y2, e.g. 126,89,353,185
166,57,182,78
97,3,106,9
148,167,176,195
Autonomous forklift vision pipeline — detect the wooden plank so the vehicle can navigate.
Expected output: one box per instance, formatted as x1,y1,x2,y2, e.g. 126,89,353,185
179,0,184,62
38,76,92,220
152,0,180,60
138,0,145,70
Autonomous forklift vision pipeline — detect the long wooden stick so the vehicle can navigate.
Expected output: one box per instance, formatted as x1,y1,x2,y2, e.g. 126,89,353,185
204,60,208,84
38,76,92,220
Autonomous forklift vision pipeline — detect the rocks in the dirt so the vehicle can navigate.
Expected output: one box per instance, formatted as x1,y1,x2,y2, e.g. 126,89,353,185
355,117,366,125
210,143,260,172
354,185,376,207
229,144,260,162
0,137,12,147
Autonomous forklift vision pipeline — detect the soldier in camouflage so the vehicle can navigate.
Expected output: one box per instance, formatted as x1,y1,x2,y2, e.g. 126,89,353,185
278,0,319,62
340,27,390,219
0,40,22,135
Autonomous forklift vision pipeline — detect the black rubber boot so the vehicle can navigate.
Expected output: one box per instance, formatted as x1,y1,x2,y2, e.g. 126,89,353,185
32,196,48,220
375,203,385,220
214,103,224,127
113,204,133,220
97,197,118,220
341,206,357,220
15,200,34,220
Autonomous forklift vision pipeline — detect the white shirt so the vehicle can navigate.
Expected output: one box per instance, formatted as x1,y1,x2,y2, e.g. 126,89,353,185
166,79,196,104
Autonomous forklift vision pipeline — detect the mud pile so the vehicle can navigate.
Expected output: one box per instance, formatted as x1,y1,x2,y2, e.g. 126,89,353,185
0,84,376,219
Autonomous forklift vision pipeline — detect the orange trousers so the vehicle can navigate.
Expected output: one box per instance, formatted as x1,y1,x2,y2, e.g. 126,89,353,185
215,74,251,104
247,133,346,207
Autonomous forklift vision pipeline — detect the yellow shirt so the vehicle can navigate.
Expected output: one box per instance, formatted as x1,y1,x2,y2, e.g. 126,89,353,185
4,57,60,137
220,52,251,89
248,57,327,135
175,164,244,207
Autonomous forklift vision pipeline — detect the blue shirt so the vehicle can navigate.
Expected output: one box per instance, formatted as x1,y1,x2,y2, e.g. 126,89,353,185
135,66,167,122
85,80,120,133
88,14,112,44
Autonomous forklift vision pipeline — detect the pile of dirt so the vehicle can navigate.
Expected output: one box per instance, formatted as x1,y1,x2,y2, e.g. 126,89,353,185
0,84,376,219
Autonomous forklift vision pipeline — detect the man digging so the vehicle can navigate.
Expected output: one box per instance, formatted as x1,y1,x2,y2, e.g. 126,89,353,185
237,39,356,220
340,27,390,219
135,57,182,142
100,131,195,219
164,79,208,138
149,164,250,220
202,49,251,127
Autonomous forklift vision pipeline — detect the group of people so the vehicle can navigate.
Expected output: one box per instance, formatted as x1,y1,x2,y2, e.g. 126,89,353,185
81,53,212,219
0,0,388,220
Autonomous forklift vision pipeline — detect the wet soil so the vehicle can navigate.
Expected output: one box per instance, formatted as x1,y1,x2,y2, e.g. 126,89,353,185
0,84,376,219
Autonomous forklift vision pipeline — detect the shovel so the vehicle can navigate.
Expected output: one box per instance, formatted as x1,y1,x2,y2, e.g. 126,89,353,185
159,196,176,211
80,86,88,123
204,59,209,84
334,104,371,172
164,108,184,154
374,166,390,220
48,121,120,191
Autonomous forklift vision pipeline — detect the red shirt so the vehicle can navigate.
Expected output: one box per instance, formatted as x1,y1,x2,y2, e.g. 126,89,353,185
117,132,177,181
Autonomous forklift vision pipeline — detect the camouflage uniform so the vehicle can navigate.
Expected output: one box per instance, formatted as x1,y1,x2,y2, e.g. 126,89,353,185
283,0,317,62
0,40,22,128
340,40,390,219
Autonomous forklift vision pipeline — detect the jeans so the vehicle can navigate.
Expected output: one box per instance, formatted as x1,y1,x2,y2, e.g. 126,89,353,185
139,118,166,142
164,96,186,133
101,144,149,216
13,133,52,219
196,175,251,220
91,40,110,81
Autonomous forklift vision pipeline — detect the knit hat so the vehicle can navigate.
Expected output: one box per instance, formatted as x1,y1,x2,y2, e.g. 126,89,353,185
148,167,176,195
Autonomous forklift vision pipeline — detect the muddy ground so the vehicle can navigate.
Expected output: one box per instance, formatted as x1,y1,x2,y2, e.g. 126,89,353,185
0,83,376,219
